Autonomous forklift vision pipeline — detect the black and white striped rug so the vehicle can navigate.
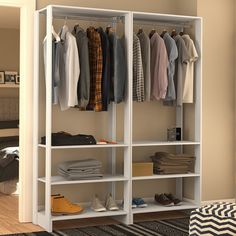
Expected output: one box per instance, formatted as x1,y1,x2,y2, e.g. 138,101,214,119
7,217,189,236
189,202,236,235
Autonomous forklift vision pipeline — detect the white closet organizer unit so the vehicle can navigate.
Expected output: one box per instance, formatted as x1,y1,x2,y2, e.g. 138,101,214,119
33,5,202,232
131,12,202,216
33,5,132,232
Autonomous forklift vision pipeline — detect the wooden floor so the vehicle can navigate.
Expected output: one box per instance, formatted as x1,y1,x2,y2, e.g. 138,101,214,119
0,193,42,235
0,193,187,234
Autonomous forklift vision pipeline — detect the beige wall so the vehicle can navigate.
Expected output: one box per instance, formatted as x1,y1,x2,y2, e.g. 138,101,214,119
197,0,235,201
0,28,19,72
36,0,236,202
0,28,20,99
0,28,19,137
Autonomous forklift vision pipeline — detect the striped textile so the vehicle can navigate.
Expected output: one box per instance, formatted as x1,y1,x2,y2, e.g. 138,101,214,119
189,202,236,236
6,218,189,236
133,33,144,102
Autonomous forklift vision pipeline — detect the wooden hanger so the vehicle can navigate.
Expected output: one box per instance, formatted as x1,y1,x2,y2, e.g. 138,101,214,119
149,29,156,38
179,31,184,36
160,29,167,38
106,26,113,34
171,29,177,37
138,28,143,34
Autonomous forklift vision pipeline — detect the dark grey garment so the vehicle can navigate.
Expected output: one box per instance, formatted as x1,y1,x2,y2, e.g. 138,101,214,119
97,27,110,111
107,32,127,103
137,31,151,101
163,33,178,104
174,35,191,106
43,39,61,105
72,25,90,109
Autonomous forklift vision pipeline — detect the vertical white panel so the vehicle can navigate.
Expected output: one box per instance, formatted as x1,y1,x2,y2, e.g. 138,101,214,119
32,10,39,224
108,103,117,198
45,5,53,232
194,18,202,206
122,11,133,225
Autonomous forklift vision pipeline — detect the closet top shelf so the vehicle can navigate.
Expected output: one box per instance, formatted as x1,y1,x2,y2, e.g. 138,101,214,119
38,5,129,17
38,5,202,23
133,11,202,22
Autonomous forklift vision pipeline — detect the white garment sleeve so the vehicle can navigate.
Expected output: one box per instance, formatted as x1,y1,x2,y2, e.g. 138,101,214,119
67,34,80,107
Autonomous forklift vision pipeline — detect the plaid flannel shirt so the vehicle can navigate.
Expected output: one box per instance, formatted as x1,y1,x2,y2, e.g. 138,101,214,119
87,27,103,111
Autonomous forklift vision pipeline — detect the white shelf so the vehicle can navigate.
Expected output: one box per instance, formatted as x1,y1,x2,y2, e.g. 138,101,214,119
133,11,201,22
38,175,128,185
132,200,198,214
38,142,128,149
38,208,127,222
132,140,200,147
132,173,200,180
0,84,19,88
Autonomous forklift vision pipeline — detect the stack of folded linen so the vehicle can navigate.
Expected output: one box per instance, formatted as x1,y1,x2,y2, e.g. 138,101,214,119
150,152,195,174
58,159,103,180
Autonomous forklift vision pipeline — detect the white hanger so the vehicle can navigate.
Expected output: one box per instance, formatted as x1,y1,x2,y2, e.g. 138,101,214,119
52,25,60,42
43,25,61,43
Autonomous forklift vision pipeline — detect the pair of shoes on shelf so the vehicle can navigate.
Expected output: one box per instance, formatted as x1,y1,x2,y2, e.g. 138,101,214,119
154,193,182,207
91,194,119,212
132,198,148,208
51,194,83,215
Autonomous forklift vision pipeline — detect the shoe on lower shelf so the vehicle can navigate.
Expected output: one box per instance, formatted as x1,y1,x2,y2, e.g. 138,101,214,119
105,193,119,211
91,195,106,212
154,193,174,207
164,193,182,206
132,198,148,208
51,196,83,215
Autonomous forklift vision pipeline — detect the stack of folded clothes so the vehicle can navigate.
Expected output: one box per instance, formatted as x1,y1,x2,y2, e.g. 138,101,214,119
150,152,195,174
58,159,103,180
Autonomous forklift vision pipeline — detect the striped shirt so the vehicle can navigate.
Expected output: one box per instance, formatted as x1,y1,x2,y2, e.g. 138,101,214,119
133,33,144,102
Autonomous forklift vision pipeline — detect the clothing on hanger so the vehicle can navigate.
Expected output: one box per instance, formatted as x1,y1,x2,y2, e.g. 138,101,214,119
107,30,127,104
97,27,110,111
58,24,80,111
181,34,198,103
137,30,151,101
43,33,61,105
72,25,90,109
133,33,144,102
150,32,168,100
86,26,103,112
174,34,191,106
162,32,178,105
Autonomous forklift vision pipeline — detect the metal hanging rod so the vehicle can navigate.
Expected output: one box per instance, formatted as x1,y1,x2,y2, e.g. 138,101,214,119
52,14,124,23
133,20,191,29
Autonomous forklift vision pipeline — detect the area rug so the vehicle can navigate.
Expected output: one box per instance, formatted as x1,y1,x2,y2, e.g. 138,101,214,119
6,217,189,236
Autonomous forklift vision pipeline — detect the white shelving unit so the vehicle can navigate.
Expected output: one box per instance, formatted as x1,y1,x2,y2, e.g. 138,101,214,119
33,5,202,232
131,12,202,218
33,5,132,232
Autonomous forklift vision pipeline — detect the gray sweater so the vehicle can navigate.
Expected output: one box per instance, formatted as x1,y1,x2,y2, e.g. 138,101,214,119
72,25,90,109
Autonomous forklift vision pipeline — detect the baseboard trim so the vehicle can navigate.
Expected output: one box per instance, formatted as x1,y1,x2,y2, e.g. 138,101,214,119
201,198,235,206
